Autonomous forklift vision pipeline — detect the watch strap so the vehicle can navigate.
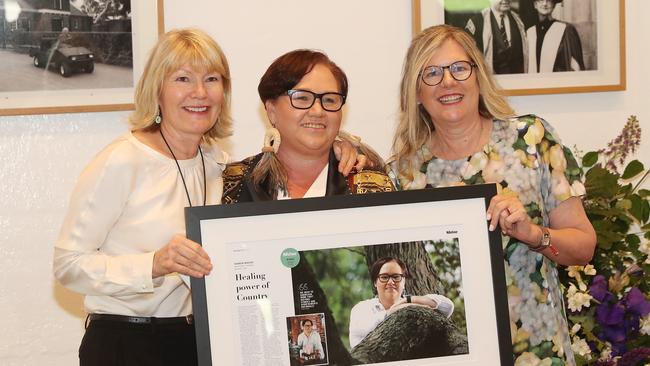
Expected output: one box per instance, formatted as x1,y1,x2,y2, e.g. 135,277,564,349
529,226,559,256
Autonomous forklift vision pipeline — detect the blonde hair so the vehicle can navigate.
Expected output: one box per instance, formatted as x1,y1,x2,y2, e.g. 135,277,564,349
129,28,232,144
391,24,514,180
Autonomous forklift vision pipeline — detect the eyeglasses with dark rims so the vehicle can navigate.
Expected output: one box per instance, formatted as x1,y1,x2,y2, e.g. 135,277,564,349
377,274,406,283
420,60,477,86
286,89,346,112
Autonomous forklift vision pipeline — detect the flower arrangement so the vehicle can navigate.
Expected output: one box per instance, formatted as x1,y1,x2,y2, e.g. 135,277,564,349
561,116,650,365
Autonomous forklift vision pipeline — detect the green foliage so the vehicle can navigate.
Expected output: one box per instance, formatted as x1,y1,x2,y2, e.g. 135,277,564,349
425,239,467,330
560,116,650,363
304,240,467,350
303,247,372,350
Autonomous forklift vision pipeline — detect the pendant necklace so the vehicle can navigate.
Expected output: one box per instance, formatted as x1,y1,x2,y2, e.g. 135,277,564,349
160,129,206,207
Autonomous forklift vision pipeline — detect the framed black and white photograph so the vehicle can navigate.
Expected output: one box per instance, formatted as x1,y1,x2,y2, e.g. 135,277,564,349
187,185,513,366
0,0,163,116
413,0,625,95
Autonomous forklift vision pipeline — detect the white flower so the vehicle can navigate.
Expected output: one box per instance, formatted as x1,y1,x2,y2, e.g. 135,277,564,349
411,171,427,189
571,336,592,358
583,264,597,276
570,323,581,335
517,121,527,130
515,352,542,366
462,151,488,179
600,346,612,361
400,170,426,190
567,266,582,279
640,241,650,262
567,283,593,312
641,314,650,335
570,180,586,196
482,156,505,183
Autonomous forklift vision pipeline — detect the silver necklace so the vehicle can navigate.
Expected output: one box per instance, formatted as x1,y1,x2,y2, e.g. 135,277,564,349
159,129,206,207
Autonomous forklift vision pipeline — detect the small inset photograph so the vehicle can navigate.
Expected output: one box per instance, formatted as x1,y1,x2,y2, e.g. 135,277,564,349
287,313,329,366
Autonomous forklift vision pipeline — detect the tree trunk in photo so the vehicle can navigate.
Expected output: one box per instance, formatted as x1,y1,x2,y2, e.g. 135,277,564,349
364,241,444,296
291,253,354,366
350,306,468,364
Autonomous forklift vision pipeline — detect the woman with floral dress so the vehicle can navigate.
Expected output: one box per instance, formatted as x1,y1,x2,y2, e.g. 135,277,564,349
389,24,596,365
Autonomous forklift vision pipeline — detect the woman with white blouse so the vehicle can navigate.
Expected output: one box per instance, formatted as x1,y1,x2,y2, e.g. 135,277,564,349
53,28,229,366
349,257,454,348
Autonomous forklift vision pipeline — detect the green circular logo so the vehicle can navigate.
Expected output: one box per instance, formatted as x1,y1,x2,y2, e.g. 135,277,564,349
280,248,300,268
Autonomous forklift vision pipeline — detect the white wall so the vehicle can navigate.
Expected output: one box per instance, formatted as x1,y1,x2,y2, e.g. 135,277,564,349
0,1,647,365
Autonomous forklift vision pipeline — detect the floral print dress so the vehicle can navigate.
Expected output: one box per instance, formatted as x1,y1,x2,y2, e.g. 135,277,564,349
389,115,586,366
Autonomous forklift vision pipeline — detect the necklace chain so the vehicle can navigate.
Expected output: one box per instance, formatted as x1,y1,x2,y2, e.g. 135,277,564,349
159,129,206,207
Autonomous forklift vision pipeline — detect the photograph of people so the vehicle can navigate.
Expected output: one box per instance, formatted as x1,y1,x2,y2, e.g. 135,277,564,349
526,0,585,72
464,0,528,74
222,49,394,203
52,28,229,366
389,24,596,363
287,314,328,366
348,257,454,348
297,319,326,362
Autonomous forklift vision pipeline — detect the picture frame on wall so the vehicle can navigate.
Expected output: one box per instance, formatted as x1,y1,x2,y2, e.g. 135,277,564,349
187,185,513,366
412,0,625,96
0,0,164,116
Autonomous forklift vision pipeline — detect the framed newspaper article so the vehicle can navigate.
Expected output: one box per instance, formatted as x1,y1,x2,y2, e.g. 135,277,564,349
187,185,512,366
413,0,626,95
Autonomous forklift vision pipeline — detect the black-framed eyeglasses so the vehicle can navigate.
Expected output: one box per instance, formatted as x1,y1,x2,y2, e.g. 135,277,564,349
286,89,346,112
421,60,477,86
377,274,406,283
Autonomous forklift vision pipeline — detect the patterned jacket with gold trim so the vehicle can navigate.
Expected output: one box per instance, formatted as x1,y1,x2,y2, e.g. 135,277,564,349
222,150,394,204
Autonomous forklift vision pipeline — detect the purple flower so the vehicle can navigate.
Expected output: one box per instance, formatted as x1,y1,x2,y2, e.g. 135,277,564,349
624,287,650,316
592,361,616,366
596,301,625,325
596,301,627,355
590,275,613,302
592,361,615,366
618,347,650,366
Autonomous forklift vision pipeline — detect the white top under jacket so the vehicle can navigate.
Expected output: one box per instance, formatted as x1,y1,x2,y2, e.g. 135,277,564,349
53,131,228,317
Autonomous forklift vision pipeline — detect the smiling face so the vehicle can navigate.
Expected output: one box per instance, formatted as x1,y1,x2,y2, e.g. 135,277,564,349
159,64,224,142
374,260,406,308
417,39,480,129
490,0,511,12
302,320,313,336
533,0,556,17
265,63,342,160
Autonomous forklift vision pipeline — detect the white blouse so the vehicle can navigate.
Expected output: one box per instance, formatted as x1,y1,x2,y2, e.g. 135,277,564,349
53,132,228,317
277,163,328,199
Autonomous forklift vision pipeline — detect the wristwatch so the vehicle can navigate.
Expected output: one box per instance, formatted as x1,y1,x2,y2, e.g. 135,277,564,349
529,226,559,256
406,295,412,303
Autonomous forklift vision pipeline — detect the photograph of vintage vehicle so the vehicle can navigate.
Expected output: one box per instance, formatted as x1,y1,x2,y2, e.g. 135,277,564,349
0,0,134,92
30,38,95,77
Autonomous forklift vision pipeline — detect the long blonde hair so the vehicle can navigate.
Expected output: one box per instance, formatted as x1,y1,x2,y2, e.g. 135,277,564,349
391,24,514,181
129,28,232,144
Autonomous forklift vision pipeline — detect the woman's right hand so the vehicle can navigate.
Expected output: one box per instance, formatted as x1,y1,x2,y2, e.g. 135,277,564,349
152,234,213,278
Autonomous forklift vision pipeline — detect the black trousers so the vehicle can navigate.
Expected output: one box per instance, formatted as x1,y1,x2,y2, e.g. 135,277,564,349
79,317,198,366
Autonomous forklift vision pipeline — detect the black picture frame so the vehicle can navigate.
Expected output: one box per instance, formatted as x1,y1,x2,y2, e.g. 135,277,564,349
187,184,512,366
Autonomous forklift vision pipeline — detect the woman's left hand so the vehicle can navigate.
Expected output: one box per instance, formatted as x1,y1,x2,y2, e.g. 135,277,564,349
333,140,367,175
486,194,537,244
